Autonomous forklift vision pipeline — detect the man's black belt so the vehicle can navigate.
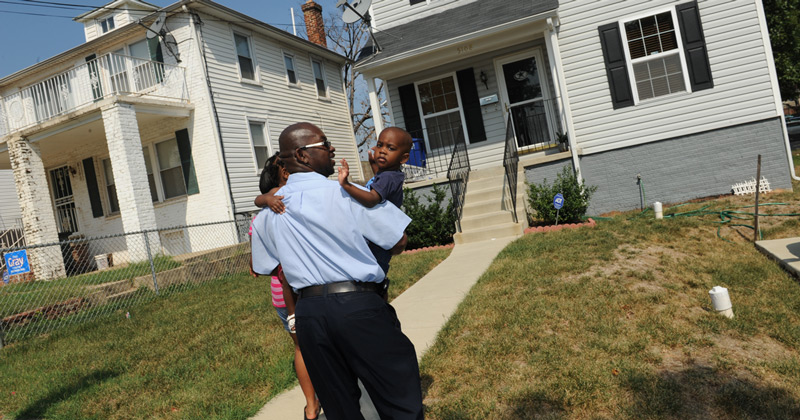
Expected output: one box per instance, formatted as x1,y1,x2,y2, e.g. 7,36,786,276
299,280,385,298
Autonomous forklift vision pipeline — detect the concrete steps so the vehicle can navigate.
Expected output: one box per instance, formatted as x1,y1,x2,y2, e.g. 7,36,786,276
453,165,527,244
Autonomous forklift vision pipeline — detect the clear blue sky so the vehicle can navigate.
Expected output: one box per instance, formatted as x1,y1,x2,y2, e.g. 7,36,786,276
0,0,342,78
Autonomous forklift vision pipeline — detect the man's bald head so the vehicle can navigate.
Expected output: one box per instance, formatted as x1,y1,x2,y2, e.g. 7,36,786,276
278,122,335,176
279,122,320,153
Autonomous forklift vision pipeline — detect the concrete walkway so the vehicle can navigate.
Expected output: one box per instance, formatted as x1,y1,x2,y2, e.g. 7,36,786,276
250,236,517,420
756,237,800,278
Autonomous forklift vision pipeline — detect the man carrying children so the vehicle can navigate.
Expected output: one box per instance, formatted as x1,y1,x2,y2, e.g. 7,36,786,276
250,122,424,420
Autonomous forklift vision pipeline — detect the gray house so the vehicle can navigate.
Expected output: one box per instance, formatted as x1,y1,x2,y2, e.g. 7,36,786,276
355,0,795,241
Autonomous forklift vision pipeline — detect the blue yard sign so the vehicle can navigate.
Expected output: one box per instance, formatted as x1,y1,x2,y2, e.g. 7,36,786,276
2,269,9,284
553,193,565,210
4,250,31,276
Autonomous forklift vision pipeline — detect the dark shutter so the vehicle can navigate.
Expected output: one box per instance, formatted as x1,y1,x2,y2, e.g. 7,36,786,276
82,157,104,218
598,22,634,109
676,1,713,92
455,68,487,143
147,38,164,62
175,129,199,195
398,83,423,139
409,0,426,5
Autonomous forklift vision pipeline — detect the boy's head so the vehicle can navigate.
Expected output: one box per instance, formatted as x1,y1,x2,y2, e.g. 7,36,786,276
373,127,412,172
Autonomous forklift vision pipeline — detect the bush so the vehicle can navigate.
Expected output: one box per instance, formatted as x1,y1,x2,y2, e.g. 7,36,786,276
527,165,597,224
402,184,456,249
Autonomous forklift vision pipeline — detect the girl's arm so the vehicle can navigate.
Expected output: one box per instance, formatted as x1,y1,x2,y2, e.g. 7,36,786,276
338,158,382,208
254,187,285,213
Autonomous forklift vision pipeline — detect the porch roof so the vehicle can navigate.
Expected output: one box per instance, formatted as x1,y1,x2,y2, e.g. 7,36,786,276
355,0,558,76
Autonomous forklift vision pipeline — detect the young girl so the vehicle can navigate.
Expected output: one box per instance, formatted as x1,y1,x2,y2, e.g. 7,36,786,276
250,153,320,420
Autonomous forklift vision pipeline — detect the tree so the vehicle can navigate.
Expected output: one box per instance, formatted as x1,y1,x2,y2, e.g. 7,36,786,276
763,0,800,101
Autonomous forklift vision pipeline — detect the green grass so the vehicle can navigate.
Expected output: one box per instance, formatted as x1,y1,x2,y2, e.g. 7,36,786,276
0,248,450,420
420,182,800,419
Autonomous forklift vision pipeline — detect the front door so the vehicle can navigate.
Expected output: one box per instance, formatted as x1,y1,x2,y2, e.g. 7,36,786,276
496,50,555,151
49,166,78,235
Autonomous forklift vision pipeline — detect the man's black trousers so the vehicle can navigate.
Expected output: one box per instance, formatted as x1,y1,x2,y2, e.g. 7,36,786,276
295,290,424,420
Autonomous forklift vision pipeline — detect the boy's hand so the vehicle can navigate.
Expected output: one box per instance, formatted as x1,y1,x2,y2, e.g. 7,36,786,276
368,148,378,175
338,158,350,186
265,194,285,214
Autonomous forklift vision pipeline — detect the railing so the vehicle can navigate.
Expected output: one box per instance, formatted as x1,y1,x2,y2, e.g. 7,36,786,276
0,53,188,137
507,96,566,153
0,219,250,346
503,116,520,224
403,120,467,182
446,127,470,233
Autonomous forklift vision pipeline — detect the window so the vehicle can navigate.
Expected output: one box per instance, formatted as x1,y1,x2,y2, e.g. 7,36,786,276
416,75,465,149
249,121,270,170
102,158,120,213
142,146,159,202
284,53,297,85
311,59,327,97
409,0,426,5
599,2,713,108
623,11,685,100
156,139,187,199
233,33,256,81
99,16,115,33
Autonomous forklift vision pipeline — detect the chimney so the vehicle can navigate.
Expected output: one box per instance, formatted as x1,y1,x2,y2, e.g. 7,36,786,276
302,0,327,47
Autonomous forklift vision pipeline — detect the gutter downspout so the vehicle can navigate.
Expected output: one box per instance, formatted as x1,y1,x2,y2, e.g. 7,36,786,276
545,17,581,177
755,0,799,181
187,6,239,217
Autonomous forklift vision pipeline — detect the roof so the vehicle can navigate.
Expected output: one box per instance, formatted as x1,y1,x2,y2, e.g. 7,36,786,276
356,0,558,69
1,0,347,86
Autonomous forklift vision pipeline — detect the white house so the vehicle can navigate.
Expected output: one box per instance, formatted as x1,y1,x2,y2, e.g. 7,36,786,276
355,0,795,224
0,0,361,279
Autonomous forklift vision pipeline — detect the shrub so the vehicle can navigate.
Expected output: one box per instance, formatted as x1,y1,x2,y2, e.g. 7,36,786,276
527,165,597,224
402,183,456,249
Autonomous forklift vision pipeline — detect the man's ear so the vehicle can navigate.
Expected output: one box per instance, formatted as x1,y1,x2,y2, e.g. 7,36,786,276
400,152,410,164
295,148,308,165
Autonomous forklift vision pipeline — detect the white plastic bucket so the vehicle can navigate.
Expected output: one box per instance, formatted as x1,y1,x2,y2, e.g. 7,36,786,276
94,254,109,271
653,201,663,219
709,286,734,318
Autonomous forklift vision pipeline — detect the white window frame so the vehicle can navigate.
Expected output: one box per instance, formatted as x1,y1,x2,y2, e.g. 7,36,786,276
101,157,120,215
309,56,329,99
282,51,299,86
618,7,692,105
231,29,260,84
247,117,273,174
413,72,471,151
98,15,116,34
142,145,162,202
154,137,188,200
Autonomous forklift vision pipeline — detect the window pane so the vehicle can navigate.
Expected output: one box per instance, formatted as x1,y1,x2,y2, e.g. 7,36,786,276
633,54,685,100
129,40,149,60
157,139,182,170
161,167,186,199
312,60,323,79
417,76,459,116
502,57,542,103
444,92,459,109
234,34,251,58
644,34,662,56
651,76,670,97
316,79,326,97
425,111,462,150
660,30,678,52
649,59,666,78
255,146,270,169
432,95,446,114
239,56,255,80
637,80,654,100
103,159,114,186
668,73,686,92
430,79,444,97
625,21,642,41
312,60,326,95
107,185,119,213
628,39,646,60
284,55,297,84
148,174,158,202
249,122,266,147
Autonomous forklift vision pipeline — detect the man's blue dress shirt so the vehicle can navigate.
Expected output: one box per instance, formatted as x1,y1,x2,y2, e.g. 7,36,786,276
251,172,411,289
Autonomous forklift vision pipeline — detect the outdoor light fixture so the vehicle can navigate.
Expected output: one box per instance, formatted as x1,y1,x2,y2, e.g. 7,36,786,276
480,71,488,89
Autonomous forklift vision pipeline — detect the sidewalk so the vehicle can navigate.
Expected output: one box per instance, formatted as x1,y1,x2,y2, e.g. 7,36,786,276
756,237,800,278
250,236,517,420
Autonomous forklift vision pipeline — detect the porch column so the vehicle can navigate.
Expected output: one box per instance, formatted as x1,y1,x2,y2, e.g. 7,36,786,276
366,76,384,137
7,136,66,280
544,17,581,175
101,102,160,262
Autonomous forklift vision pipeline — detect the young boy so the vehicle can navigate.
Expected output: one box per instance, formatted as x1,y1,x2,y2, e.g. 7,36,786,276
337,126,412,279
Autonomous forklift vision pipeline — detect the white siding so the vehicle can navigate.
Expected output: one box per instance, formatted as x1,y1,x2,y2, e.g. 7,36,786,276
558,0,780,154
197,15,359,213
0,170,21,229
371,0,480,30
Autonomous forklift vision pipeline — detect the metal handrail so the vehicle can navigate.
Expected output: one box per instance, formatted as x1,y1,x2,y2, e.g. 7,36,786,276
446,127,470,233
0,53,188,137
503,116,520,223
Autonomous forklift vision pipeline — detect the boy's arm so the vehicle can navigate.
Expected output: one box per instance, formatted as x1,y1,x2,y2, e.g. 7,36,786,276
254,187,285,213
338,158,383,207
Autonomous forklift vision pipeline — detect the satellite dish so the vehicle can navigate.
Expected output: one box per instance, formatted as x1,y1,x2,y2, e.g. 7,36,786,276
147,11,167,39
339,0,372,25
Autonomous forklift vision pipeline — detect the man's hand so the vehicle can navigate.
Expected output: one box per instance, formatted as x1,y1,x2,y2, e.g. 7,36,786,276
338,158,351,186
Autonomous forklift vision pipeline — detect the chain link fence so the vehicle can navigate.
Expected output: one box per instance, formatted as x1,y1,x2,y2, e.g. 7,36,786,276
0,219,253,346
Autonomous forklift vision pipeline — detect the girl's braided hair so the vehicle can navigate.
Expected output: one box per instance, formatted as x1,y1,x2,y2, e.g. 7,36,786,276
259,152,285,194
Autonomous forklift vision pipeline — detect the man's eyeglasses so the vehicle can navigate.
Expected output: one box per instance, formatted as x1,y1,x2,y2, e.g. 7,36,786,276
298,140,331,151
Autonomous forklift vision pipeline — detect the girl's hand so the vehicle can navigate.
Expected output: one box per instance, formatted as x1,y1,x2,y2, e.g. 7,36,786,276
265,195,285,214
